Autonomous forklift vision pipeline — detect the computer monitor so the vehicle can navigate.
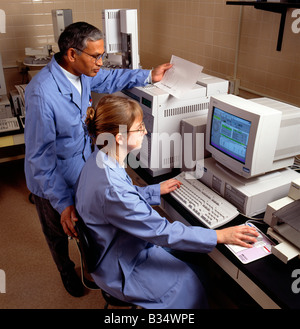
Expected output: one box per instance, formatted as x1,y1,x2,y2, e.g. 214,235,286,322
206,94,300,178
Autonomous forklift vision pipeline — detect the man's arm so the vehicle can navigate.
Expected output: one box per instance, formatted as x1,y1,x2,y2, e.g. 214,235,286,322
90,63,172,93
24,92,74,216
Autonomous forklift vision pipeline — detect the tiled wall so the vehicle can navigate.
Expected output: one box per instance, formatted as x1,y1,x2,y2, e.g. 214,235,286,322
139,0,300,106
0,0,139,90
1,0,299,106
0,0,139,66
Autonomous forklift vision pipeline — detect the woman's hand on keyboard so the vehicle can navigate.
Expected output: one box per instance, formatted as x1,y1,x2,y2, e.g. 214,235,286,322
216,225,259,248
160,179,182,195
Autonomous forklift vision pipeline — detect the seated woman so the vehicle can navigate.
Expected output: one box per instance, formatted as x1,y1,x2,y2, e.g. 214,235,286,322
75,95,258,309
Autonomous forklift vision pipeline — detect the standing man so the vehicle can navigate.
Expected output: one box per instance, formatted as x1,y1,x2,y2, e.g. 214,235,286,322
24,21,171,297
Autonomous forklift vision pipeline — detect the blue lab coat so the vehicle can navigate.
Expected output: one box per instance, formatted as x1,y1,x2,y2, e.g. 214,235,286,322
75,150,218,309
24,56,150,214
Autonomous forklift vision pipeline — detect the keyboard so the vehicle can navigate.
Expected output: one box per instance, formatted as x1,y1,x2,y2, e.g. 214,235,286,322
0,117,20,133
170,172,239,229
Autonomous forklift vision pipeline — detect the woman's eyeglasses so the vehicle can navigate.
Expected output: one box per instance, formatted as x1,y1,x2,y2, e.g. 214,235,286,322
128,122,146,135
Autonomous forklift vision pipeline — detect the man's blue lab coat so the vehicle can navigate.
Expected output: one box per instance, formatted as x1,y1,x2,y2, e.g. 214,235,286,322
24,56,150,214
75,150,218,309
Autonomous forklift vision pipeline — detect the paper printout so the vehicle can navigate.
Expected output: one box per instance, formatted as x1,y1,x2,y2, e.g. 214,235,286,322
155,55,203,98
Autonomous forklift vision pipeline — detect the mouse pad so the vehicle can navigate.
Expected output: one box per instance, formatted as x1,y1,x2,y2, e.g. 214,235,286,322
225,223,275,264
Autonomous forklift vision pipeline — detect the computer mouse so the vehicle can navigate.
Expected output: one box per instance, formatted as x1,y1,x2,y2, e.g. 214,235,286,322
256,232,263,241
245,230,262,244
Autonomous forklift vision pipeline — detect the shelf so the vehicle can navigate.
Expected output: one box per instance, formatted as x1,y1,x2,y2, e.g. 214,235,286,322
0,133,24,148
227,1,300,7
226,2,300,51
0,134,25,163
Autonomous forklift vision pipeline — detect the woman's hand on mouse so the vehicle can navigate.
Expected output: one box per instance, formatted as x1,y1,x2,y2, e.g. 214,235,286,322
216,225,259,248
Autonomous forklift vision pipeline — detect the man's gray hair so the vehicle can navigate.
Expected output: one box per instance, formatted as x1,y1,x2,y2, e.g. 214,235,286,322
58,21,103,55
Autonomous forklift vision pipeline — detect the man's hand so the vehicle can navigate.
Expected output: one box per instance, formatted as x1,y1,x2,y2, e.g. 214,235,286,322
151,63,173,83
60,205,78,238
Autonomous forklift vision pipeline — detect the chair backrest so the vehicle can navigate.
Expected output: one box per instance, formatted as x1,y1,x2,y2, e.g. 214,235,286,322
74,213,101,274
74,212,139,308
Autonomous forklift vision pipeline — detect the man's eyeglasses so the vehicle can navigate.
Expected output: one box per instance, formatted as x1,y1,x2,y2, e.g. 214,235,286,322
128,122,146,135
74,47,106,63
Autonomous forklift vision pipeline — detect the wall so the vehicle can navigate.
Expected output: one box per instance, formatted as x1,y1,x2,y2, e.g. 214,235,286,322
0,0,139,90
0,0,299,106
140,0,239,75
139,0,300,106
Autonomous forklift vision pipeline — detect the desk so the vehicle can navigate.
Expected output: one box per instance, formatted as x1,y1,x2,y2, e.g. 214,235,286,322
0,133,25,163
127,166,300,309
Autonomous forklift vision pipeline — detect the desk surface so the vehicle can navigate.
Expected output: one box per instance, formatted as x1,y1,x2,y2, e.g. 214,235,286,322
0,133,25,163
132,166,300,309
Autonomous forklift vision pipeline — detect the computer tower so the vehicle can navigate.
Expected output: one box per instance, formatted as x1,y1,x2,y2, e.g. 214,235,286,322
52,9,73,43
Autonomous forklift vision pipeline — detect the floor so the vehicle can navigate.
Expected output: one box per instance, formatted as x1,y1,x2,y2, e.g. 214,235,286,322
0,159,260,310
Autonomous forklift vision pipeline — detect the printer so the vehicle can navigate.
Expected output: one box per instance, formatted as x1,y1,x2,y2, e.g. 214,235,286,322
122,73,228,177
264,177,300,263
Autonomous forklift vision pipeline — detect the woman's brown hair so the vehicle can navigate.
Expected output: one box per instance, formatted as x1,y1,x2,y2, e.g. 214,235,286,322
85,95,143,145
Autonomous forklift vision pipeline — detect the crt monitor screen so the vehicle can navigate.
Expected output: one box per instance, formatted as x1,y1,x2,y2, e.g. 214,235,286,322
210,106,251,164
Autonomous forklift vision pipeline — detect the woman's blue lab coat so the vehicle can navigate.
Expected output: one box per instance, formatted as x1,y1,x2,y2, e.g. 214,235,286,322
24,56,150,214
75,150,218,309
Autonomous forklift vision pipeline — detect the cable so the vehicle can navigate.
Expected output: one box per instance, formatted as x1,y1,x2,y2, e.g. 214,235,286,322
238,210,264,222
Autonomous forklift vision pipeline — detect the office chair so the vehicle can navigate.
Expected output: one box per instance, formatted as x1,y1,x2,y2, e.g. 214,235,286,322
73,214,138,309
